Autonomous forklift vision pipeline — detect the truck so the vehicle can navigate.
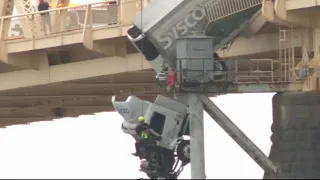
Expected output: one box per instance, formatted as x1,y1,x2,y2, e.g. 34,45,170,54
112,95,190,179
127,0,262,86
121,0,264,178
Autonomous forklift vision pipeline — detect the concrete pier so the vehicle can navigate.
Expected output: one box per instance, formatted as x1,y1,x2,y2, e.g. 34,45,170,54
264,92,320,179
188,94,206,179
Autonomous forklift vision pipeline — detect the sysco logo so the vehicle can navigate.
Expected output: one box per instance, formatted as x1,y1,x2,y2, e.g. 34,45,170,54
116,107,130,114
156,6,207,50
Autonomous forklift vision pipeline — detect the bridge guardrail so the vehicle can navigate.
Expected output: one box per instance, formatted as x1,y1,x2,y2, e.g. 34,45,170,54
0,0,148,41
175,58,300,85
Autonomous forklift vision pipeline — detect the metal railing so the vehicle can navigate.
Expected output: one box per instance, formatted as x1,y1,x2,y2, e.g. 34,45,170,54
175,57,301,86
0,0,148,41
232,58,276,84
203,0,262,23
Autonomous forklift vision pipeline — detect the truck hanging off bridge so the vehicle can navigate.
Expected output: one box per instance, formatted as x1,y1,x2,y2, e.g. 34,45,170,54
113,0,280,179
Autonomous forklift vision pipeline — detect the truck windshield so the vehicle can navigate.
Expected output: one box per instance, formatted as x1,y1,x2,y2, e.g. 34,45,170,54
127,26,160,61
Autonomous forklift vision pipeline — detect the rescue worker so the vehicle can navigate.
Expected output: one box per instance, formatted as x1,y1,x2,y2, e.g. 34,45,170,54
135,116,149,138
136,116,162,142
132,116,149,157
132,116,161,157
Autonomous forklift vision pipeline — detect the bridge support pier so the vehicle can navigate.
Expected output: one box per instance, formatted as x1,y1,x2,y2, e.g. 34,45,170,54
174,93,206,179
264,92,320,179
188,94,206,179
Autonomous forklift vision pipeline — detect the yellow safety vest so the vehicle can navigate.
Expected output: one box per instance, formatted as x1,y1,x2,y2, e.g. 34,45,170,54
141,131,149,139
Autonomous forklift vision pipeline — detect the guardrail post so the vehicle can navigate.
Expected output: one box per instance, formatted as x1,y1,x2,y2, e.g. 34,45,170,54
82,4,93,50
51,8,59,33
0,17,7,62
50,0,69,34
0,18,3,40
58,8,68,33
57,9,66,33
117,0,122,26
31,13,35,37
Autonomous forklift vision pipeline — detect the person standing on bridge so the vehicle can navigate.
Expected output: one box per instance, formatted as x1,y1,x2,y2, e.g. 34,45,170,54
38,0,53,35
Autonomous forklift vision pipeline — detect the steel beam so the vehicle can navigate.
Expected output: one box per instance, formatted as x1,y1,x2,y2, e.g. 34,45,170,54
0,94,161,114
60,83,157,88
0,0,14,16
0,90,167,99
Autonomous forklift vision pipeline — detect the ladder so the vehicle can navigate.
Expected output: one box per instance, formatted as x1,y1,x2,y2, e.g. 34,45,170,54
278,25,296,83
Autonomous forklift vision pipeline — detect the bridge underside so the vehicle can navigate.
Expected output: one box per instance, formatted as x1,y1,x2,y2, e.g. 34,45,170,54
0,2,318,128
0,17,300,128
0,69,168,128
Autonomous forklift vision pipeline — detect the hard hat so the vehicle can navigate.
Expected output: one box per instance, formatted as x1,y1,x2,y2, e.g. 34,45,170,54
138,116,145,122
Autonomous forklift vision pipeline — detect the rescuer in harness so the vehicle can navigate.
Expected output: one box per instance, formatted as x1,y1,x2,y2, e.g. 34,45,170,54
132,116,161,157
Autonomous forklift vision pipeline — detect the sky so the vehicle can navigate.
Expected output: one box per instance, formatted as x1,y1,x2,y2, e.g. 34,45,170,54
0,93,274,179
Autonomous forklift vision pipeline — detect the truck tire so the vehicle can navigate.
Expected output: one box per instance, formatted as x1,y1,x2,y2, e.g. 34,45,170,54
264,92,320,179
177,140,190,165
213,53,227,80
213,61,227,80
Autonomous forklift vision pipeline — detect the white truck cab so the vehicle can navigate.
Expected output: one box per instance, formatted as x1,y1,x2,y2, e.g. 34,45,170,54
112,95,191,179
111,96,150,139
112,95,189,150
143,95,188,149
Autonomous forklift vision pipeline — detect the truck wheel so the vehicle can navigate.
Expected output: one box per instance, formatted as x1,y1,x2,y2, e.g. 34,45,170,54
213,53,227,80
177,140,190,164
214,61,227,80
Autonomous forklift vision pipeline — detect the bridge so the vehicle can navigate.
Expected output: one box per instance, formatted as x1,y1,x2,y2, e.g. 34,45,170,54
0,0,169,127
1,0,320,178
0,0,316,128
